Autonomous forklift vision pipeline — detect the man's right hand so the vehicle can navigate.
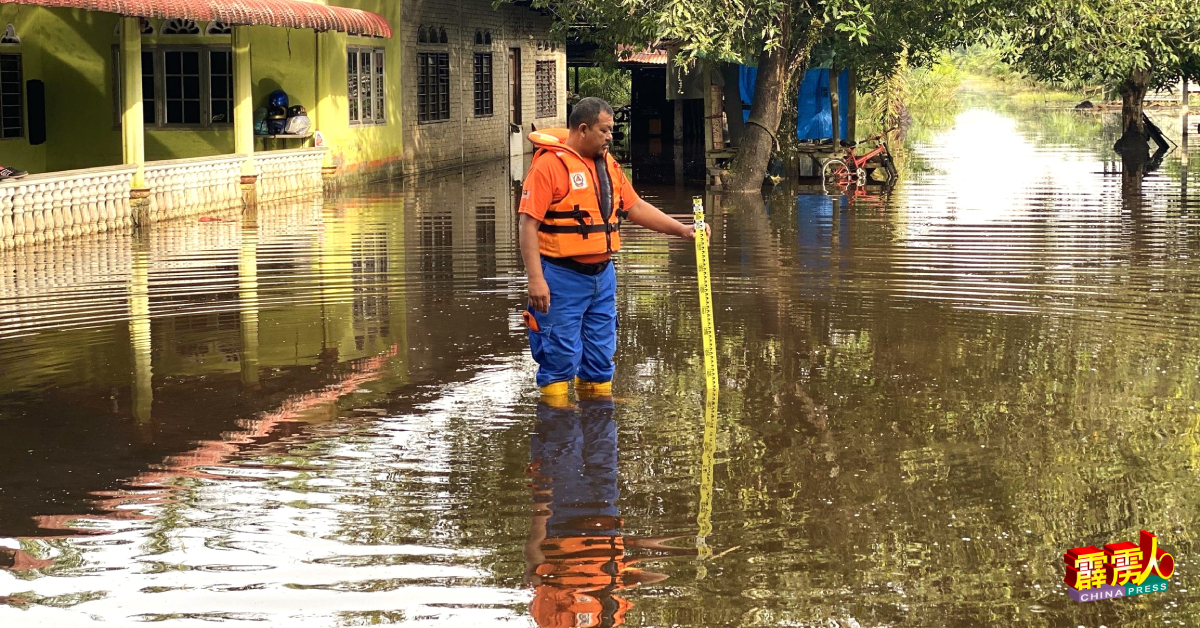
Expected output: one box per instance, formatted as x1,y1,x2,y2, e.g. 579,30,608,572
529,276,551,313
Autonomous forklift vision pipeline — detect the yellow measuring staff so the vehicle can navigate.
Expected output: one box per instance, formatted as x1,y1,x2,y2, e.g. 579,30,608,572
693,196,718,393
694,196,718,565
696,386,717,562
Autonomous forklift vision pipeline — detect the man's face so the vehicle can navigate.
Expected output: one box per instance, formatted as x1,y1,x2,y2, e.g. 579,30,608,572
578,111,614,158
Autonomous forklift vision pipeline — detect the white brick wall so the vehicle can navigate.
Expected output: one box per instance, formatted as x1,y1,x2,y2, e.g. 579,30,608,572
400,0,566,176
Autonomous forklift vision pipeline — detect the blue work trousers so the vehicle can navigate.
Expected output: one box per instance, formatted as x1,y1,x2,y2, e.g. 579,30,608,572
527,259,617,388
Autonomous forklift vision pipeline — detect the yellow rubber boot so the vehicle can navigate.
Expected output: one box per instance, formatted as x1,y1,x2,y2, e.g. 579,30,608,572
539,381,572,407
574,377,612,400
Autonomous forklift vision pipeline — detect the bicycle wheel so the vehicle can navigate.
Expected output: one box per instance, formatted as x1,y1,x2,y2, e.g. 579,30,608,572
821,158,850,184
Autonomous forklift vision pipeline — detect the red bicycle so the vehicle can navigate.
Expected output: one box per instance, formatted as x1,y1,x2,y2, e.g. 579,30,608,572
821,132,898,189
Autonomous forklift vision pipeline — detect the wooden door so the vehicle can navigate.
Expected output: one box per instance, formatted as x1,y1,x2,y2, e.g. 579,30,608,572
509,48,522,127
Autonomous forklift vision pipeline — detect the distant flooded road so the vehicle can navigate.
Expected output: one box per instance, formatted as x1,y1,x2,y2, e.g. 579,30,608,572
2,95,1199,626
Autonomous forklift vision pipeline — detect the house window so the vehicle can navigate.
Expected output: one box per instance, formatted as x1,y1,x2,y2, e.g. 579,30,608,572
140,51,156,124
535,59,557,119
0,53,22,139
347,46,386,125
164,49,202,124
208,51,233,124
473,53,493,117
114,45,233,128
112,49,156,125
417,52,449,123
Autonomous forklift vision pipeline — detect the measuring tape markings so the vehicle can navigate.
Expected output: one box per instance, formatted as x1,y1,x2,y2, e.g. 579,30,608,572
693,197,719,393
693,196,719,560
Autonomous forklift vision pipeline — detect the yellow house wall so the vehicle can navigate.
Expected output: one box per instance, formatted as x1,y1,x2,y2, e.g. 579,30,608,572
144,25,321,160
316,0,405,183
4,1,561,179
1,8,332,174
0,7,56,173
0,6,46,173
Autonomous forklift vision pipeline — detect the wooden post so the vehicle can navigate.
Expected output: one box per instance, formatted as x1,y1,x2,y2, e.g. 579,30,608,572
1183,78,1190,138
233,26,257,206
119,18,147,192
703,63,715,184
1182,78,1189,201
710,84,724,149
720,63,744,147
829,65,840,144
674,96,684,186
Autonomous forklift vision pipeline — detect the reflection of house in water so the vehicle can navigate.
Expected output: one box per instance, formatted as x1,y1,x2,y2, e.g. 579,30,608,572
352,232,392,351
406,159,518,285
0,0,564,250
0,161,525,538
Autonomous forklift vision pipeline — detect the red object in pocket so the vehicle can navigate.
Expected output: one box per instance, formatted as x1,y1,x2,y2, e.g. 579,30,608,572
523,309,540,332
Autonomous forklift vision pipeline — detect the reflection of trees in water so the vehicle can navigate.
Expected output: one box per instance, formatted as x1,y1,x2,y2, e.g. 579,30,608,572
601,189,1200,625
957,88,1120,148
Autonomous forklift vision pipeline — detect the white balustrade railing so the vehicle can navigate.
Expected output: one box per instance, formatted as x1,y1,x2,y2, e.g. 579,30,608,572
257,193,325,243
0,192,329,338
0,149,327,251
255,148,326,202
0,165,137,250
144,154,245,222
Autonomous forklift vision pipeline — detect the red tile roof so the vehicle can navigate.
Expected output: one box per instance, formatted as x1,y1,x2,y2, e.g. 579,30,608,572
618,44,667,65
7,0,392,37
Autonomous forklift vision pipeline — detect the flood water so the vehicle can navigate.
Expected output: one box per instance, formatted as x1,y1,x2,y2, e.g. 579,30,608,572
2,93,1200,626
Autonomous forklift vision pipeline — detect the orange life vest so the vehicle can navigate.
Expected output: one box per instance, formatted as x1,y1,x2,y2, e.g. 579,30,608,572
531,534,634,628
535,535,627,591
528,129,628,259
530,585,633,628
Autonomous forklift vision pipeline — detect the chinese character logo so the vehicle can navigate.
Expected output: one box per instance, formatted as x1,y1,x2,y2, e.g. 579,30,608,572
1065,531,1175,602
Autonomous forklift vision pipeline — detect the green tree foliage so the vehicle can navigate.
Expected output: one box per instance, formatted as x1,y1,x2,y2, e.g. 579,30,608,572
999,0,1200,142
570,67,632,107
509,0,984,190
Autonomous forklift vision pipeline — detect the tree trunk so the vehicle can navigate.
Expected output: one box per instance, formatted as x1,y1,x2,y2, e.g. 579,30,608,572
1114,69,1151,156
724,39,790,192
724,14,822,192
1121,151,1146,201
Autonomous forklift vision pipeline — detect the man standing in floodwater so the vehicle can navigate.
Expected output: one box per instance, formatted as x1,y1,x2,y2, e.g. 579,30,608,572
519,97,707,404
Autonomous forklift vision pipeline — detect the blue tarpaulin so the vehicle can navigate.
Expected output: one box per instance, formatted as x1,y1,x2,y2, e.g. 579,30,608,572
738,66,850,140
738,66,758,122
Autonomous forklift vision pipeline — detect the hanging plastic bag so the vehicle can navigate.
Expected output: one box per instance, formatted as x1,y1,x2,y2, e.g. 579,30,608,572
284,115,311,136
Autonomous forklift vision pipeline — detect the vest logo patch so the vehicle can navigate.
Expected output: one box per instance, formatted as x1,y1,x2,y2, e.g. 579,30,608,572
570,172,588,190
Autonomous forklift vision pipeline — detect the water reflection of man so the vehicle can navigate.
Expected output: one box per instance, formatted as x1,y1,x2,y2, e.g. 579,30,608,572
525,397,693,628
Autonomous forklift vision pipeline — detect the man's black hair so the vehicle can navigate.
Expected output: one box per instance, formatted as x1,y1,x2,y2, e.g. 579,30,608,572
569,97,614,129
